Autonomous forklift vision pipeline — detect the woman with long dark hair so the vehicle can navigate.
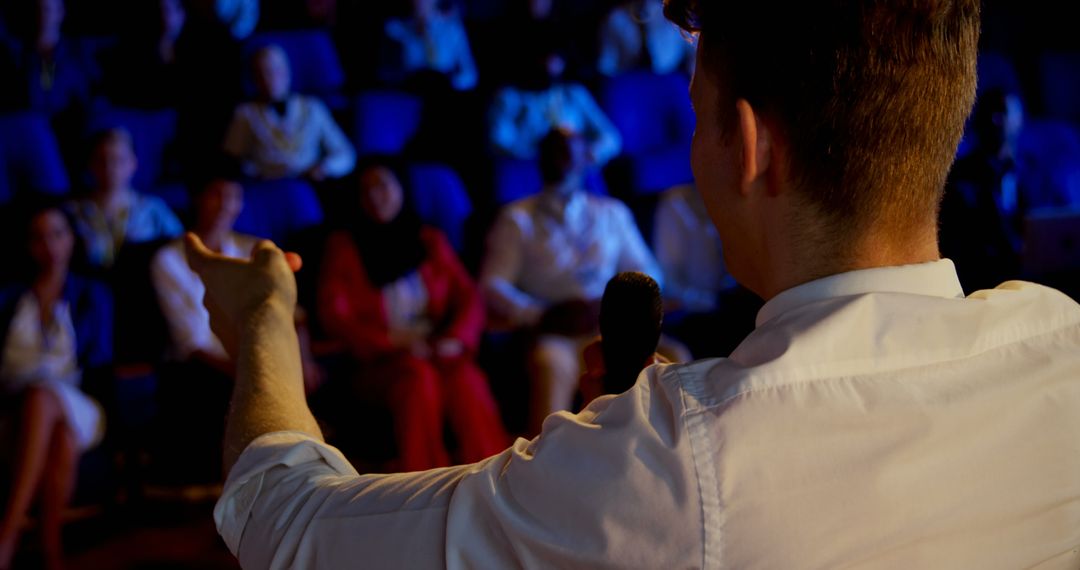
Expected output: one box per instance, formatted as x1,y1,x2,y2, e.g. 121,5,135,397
318,164,506,472
0,199,111,569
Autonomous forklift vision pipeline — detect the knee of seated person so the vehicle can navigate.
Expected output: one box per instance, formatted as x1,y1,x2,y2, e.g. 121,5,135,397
530,336,578,370
22,385,61,417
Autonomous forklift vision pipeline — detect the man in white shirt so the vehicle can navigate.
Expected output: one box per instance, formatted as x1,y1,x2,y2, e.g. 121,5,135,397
223,46,355,182
191,1,1080,567
482,128,662,434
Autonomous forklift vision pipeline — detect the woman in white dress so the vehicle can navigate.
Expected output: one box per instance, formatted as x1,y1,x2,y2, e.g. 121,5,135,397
0,200,112,570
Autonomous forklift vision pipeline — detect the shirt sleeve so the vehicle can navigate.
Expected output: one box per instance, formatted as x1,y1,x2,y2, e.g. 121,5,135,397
313,101,356,179
214,365,702,569
449,18,478,91
571,84,622,167
479,209,545,326
150,245,221,360
488,89,534,159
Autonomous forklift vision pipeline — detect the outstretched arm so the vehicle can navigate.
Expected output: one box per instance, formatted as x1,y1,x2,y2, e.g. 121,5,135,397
184,233,322,473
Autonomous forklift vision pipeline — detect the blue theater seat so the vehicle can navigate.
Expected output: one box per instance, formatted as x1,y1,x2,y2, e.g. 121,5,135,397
0,112,70,204
234,178,325,244
351,91,424,156
246,30,346,107
406,163,473,253
1039,52,1080,124
601,71,696,196
1017,119,1080,210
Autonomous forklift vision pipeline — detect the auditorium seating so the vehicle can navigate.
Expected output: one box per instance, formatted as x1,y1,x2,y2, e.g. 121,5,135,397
0,113,70,204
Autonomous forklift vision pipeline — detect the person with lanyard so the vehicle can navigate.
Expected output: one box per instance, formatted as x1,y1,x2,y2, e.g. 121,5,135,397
65,127,183,269
190,1,1079,566
222,45,356,183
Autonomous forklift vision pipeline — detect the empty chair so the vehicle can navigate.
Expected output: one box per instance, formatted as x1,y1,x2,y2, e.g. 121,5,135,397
601,71,695,195
234,178,324,244
0,112,70,204
351,91,424,156
245,30,346,105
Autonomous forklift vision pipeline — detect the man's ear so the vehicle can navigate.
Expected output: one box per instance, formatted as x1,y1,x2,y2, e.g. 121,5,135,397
735,98,773,196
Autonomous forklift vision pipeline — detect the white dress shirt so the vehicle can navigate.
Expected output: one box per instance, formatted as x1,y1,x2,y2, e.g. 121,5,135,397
489,83,623,166
151,233,258,361
223,95,356,181
215,260,1080,568
481,190,662,326
384,11,478,91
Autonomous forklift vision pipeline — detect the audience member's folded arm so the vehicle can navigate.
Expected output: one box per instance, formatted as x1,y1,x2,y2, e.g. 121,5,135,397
313,102,356,179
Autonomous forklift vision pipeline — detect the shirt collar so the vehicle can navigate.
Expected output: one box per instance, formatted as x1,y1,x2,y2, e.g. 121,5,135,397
755,259,965,328
537,188,586,223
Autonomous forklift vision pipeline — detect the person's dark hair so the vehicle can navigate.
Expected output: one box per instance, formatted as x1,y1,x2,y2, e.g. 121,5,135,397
348,159,427,287
3,194,85,283
665,0,980,242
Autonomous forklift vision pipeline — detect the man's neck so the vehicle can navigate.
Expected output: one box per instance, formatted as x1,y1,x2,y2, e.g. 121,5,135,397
758,224,941,301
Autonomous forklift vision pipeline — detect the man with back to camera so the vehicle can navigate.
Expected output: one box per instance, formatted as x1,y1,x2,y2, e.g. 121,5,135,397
188,1,1080,567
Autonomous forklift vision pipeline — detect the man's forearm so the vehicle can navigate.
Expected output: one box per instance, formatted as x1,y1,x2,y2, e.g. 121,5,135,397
223,300,323,472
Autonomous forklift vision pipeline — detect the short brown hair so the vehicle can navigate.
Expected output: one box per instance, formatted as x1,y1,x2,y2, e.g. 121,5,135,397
666,0,980,241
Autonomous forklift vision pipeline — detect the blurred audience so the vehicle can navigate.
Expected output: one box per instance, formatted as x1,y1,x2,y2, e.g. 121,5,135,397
212,0,259,40
318,163,507,471
66,128,183,269
481,129,661,434
382,0,478,92
223,45,356,182
940,88,1025,292
489,44,622,166
0,200,112,569
0,0,95,116
653,184,733,313
597,0,695,77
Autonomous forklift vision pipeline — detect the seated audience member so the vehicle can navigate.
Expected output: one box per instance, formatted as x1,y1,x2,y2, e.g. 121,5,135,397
0,0,94,116
0,200,112,569
223,45,356,182
597,0,695,77
489,47,622,166
383,0,478,91
150,177,253,480
939,88,1024,292
150,176,320,481
654,184,733,313
195,2,1080,567
318,163,507,471
66,128,183,269
481,128,662,434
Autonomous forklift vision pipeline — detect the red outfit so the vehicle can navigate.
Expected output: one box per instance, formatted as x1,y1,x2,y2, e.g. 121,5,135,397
318,227,508,471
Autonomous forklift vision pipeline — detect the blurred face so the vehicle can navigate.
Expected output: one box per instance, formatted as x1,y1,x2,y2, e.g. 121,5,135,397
255,48,292,101
160,0,186,39
359,167,404,224
197,180,244,232
28,209,74,273
91,136,138,191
